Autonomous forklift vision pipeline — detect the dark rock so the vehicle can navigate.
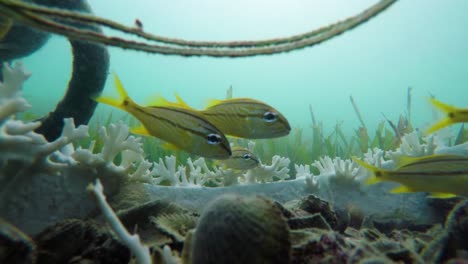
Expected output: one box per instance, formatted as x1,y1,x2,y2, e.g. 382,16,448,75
288,213,332,230
298,195,338,230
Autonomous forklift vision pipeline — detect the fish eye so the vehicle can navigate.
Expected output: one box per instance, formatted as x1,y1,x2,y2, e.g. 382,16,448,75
243,154,251,160
206,133,222,145
263,111,278,122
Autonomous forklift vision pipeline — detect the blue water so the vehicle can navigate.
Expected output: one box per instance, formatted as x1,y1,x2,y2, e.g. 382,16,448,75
21,0,468,136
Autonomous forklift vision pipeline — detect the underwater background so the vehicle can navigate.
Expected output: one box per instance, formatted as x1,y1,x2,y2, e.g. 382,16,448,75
2,1,468,263
21,0,468,137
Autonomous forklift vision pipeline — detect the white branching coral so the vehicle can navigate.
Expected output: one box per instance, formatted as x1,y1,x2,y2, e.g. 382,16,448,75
138,154,291,187
295,164,319,192
385,132,436,160
385,131,467,161
296,156,367,189
244,155,290,183
72,122,144,175
0,62,89,173
0,62,31,121
151,155,183,186
0,62,152,234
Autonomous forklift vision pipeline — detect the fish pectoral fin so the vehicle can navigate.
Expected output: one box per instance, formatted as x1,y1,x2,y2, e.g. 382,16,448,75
365,176,381,185
146,93,172,107
130,125,151,136
389,185,414,194
428,193,457,199
174,93,194,109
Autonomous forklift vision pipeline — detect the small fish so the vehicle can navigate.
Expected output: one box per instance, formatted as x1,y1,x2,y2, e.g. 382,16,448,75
0,17,12,40
202,98,290,139
93,74,232,159
218,147,259,170
353,154,468,198
427,98,468,134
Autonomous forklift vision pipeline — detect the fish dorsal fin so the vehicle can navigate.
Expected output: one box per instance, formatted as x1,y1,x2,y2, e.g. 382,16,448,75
390,185,414,194
205,98,224,108
146,93,174,107
174,93,194,109
130,125,151,136
428,193,457,199
147,93,194,109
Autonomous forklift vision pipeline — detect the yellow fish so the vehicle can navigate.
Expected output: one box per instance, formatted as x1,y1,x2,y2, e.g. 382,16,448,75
152,95,290,139
353,154,468,198
93,75,232,159
201,98,290,139
218,147,259,170
427,98,468,134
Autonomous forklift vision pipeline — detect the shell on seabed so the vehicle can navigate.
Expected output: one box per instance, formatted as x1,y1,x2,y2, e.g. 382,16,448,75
187,194,291,264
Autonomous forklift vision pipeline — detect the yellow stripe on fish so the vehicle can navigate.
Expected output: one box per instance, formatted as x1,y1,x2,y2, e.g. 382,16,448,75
426,98,468,134
93,74,232,159
353,154,468,198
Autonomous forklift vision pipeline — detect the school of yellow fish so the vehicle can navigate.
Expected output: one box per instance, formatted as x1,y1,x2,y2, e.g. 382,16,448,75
93,74,290,160
94,75,468,197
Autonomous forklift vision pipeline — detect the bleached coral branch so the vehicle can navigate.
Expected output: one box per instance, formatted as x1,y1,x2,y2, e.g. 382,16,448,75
311,156,367,189
244,155,290,183
71,122,145,176
100,122,143,162
385,132,437,160
295,164,319,192
87,179,151,264
151,155,184,186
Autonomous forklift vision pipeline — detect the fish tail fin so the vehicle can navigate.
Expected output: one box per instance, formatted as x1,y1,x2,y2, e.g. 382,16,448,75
352,157,386,185
92,73,134,110
426,98,458,134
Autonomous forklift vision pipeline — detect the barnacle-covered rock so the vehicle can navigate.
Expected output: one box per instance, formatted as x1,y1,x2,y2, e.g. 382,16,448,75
188,194,291,264
0,218,36,264
115,199,191,248
150,212,198,244
296,195,338,230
